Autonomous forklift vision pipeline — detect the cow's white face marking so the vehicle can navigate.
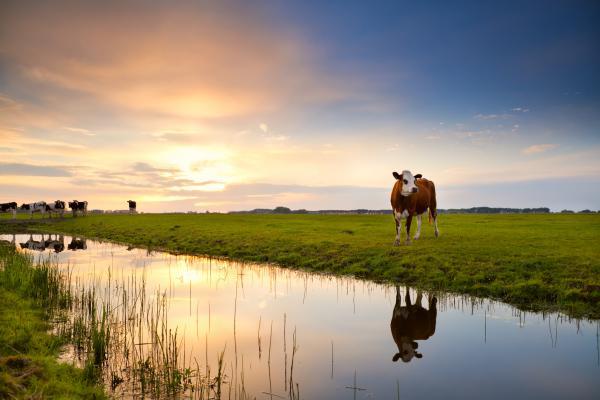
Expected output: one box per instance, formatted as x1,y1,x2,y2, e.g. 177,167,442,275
400,341,416,362
400,170,418,196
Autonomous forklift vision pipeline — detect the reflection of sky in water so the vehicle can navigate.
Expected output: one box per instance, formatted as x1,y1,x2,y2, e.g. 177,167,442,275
3,233,599,399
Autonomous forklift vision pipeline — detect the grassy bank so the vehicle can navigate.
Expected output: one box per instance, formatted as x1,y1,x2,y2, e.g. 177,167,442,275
3,213,600,318
0,244,106,399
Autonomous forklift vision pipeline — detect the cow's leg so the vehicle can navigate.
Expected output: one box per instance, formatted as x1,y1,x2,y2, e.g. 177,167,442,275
416,290,423,307
405,287,412,307
405,214,413,244
393,286,402,316
431,209,439,238
393,211,402,246
414,214,423,240
12,209,16,219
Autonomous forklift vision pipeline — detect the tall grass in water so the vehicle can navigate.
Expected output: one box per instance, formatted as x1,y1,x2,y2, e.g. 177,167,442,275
0,244,230,399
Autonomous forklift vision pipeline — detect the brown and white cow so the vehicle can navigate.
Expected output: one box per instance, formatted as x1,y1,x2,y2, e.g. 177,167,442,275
390,170,439,246
391,286,437,363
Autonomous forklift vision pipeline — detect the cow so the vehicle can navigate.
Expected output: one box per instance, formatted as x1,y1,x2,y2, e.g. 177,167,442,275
390,170,439,246
20,201,47,219
127,200,137,215
46,200,66,218
44,234,65,253
391,287,437,363
20,234,47,251
67,237,87,251
0,202,18,219
68,200,88,217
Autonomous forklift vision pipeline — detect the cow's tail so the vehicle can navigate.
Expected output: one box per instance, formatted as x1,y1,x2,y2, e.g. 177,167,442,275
428,181,437,224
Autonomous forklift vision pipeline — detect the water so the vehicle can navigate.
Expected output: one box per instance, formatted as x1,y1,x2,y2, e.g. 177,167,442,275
2,233,599,399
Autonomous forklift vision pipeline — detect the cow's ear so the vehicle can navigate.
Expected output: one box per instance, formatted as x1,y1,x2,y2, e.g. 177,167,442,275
414,174,422,179
393,171,401,180
392,353,401,362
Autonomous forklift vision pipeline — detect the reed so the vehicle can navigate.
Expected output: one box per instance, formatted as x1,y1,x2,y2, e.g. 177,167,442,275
0,243,235,399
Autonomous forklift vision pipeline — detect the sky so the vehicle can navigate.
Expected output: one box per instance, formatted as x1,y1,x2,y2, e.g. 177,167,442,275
1,0,599,212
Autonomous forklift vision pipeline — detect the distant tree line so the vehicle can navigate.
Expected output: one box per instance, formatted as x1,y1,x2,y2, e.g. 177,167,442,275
227,206,599,215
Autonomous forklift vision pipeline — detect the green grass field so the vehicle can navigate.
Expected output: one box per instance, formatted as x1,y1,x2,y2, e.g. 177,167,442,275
2,213,599,318
0,244,106,399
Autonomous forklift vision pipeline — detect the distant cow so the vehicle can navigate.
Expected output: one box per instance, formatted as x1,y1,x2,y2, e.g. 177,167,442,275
68,200,88,217
390,170,439,246
127,200,137,215
391,287,437,363
20,201,47,219
46,200,66,218
0,202,18,219
67,237,87,251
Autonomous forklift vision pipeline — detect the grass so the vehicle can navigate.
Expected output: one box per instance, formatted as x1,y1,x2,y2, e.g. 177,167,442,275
0,244,106,399
0,238,226,398
2,212,599,318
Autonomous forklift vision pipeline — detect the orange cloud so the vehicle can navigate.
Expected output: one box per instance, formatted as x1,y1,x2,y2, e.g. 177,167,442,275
1,1,349,119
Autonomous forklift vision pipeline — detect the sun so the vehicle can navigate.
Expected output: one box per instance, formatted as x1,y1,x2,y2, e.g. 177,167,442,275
161,146,232,191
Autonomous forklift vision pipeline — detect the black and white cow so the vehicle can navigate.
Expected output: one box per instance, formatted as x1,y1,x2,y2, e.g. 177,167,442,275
67,237,87,251
127,200,137,215
20,201,47,218
1,202,18,219
46,200,66,218
68,200,88,217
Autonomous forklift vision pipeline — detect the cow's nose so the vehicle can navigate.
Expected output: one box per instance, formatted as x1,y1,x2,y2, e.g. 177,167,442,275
412,187,418,193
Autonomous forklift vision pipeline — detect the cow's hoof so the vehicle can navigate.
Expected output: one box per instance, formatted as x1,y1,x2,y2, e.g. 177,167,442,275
435,231,440,238
413,235,420,240
393,240,400,247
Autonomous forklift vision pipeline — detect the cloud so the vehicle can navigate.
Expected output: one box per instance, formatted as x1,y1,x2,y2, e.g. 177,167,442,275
0,2,355,120
522,144,557,155
63,126,95,136
511,107,530,113
259,123,268,133
473,113,511,120
0,162,73,177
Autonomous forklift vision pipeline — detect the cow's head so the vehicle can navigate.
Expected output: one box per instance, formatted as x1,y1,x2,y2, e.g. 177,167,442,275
393,170,422,196
392,340,423,363
20,203,30,210
55,200,65,208
68,201,78,209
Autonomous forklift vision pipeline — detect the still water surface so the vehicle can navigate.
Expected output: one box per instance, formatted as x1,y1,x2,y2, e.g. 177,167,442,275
2,233,599,399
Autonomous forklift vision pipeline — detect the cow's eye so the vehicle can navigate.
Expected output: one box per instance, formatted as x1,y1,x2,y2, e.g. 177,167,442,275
403,179,408,184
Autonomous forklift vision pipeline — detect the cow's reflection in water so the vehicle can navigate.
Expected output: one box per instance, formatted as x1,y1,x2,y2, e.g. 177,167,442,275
391,286,437,363
68,237,87,251
18,234,65,253
44,235,65,253
20,235,47,251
